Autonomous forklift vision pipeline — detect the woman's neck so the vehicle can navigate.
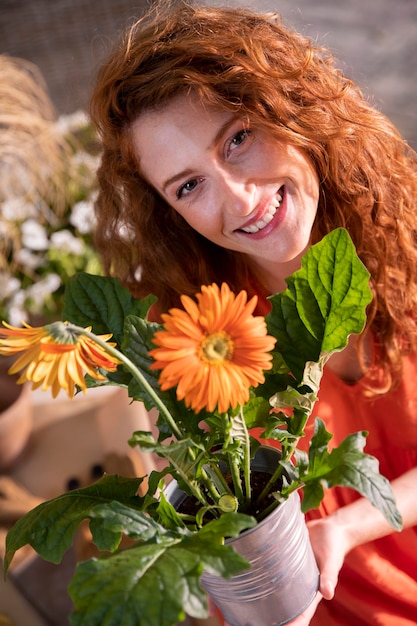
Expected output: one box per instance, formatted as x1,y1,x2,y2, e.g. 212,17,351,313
326,333,369,384
251,256,305,295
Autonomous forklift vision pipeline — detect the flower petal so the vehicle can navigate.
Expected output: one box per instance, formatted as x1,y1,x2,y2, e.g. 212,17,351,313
0,321,121,399
150,283,276,413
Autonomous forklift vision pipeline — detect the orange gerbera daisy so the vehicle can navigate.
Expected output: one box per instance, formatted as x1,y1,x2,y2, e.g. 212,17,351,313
0,321,121,398
149,283,276,414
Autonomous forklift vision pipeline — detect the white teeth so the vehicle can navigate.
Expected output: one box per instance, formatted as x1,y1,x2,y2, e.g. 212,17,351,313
271,192,282,208
241,192,282,234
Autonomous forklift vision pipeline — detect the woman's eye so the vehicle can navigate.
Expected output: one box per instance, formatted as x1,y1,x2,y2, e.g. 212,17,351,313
176,178,199,199
228,128,252,154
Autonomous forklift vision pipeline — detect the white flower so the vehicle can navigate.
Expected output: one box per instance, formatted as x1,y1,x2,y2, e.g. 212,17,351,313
70,199,97,234
55,110,90,135
50,229,85,255
73,151,99,171
8,291,27,326
5,274,62,326
1,197,36,221
0,273,21,298
21,219,48,250
26,274,62,307
16,248,44,270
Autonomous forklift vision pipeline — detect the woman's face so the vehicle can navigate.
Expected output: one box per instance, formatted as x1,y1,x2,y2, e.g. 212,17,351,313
131,94,320,292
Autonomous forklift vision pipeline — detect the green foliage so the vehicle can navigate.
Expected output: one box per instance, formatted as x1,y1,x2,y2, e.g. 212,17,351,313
4,228,402,626
267,228,372,384
6,476,254,626
63,273,156,347
283,419,403,531
4,475,145,568
69,514,254,626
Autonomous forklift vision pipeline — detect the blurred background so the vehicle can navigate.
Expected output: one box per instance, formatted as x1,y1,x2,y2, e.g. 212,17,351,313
0,1,416,624
1,0,416,147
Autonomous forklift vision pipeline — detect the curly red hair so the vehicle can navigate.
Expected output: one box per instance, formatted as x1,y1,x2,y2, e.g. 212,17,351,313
90,0,417,394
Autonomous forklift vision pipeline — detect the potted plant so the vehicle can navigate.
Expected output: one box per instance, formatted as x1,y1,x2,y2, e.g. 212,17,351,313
0,228,402,626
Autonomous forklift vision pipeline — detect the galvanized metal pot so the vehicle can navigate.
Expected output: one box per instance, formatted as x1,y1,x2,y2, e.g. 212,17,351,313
166,447,319,626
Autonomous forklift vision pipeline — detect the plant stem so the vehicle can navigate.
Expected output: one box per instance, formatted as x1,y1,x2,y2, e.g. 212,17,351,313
187,450,222,503
256,479,304,522
255,464,285,509
203,463,232,499
228,453,244,504
74,324,183,440
75,325,224,507
255,407,309,508
241,409,252,503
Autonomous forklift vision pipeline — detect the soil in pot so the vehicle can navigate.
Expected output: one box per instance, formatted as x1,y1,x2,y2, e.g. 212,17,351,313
177,470,283,522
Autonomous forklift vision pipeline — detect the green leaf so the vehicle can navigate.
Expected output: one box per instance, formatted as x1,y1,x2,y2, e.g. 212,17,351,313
305,417,333,474
130,433,207,498
4,475,144,572
123,315,190,425
196,512,256,543
155,491,188,531
300,419,402,530
123,315,166,409
267,228,372,383
255,372,291,403
69,541,194,626
270,386,316,413
69,514,254,626
63,273,156,347
299,480,325,512
326,435,402,531
229,407,249,447
242,397,271,429
88,500,177,548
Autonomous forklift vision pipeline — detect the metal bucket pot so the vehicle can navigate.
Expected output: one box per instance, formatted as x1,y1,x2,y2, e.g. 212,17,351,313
166,446,319,626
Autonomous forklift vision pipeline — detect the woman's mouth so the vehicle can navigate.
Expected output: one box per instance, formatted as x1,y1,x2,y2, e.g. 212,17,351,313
240,188,283,234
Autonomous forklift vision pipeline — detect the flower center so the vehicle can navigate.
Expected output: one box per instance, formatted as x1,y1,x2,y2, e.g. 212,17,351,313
199,331,234,364
46,321,79,344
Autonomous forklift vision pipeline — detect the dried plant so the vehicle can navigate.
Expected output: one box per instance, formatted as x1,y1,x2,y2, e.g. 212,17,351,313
0,55,101,325
0,55,76,212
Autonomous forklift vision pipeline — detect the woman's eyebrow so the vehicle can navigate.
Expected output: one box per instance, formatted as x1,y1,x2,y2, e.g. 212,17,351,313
161,115,238,193
162,168,194,194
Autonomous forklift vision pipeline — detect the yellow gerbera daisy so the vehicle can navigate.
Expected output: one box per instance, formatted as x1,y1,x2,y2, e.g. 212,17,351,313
0,321,121,398
149,283,276,414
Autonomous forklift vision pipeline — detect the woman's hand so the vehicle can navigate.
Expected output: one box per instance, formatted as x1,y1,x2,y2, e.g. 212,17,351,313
222,466,417,626
286,463,417,626
307,516,348,599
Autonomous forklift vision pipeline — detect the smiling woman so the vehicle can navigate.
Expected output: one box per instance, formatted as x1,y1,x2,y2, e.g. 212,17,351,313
131,95,319,294
84,1,417,625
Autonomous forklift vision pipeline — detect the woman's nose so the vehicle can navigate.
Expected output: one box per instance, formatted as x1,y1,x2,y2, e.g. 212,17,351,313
219,175,257,217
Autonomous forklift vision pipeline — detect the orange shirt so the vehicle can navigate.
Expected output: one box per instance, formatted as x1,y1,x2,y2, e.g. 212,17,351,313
303,353,417,625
